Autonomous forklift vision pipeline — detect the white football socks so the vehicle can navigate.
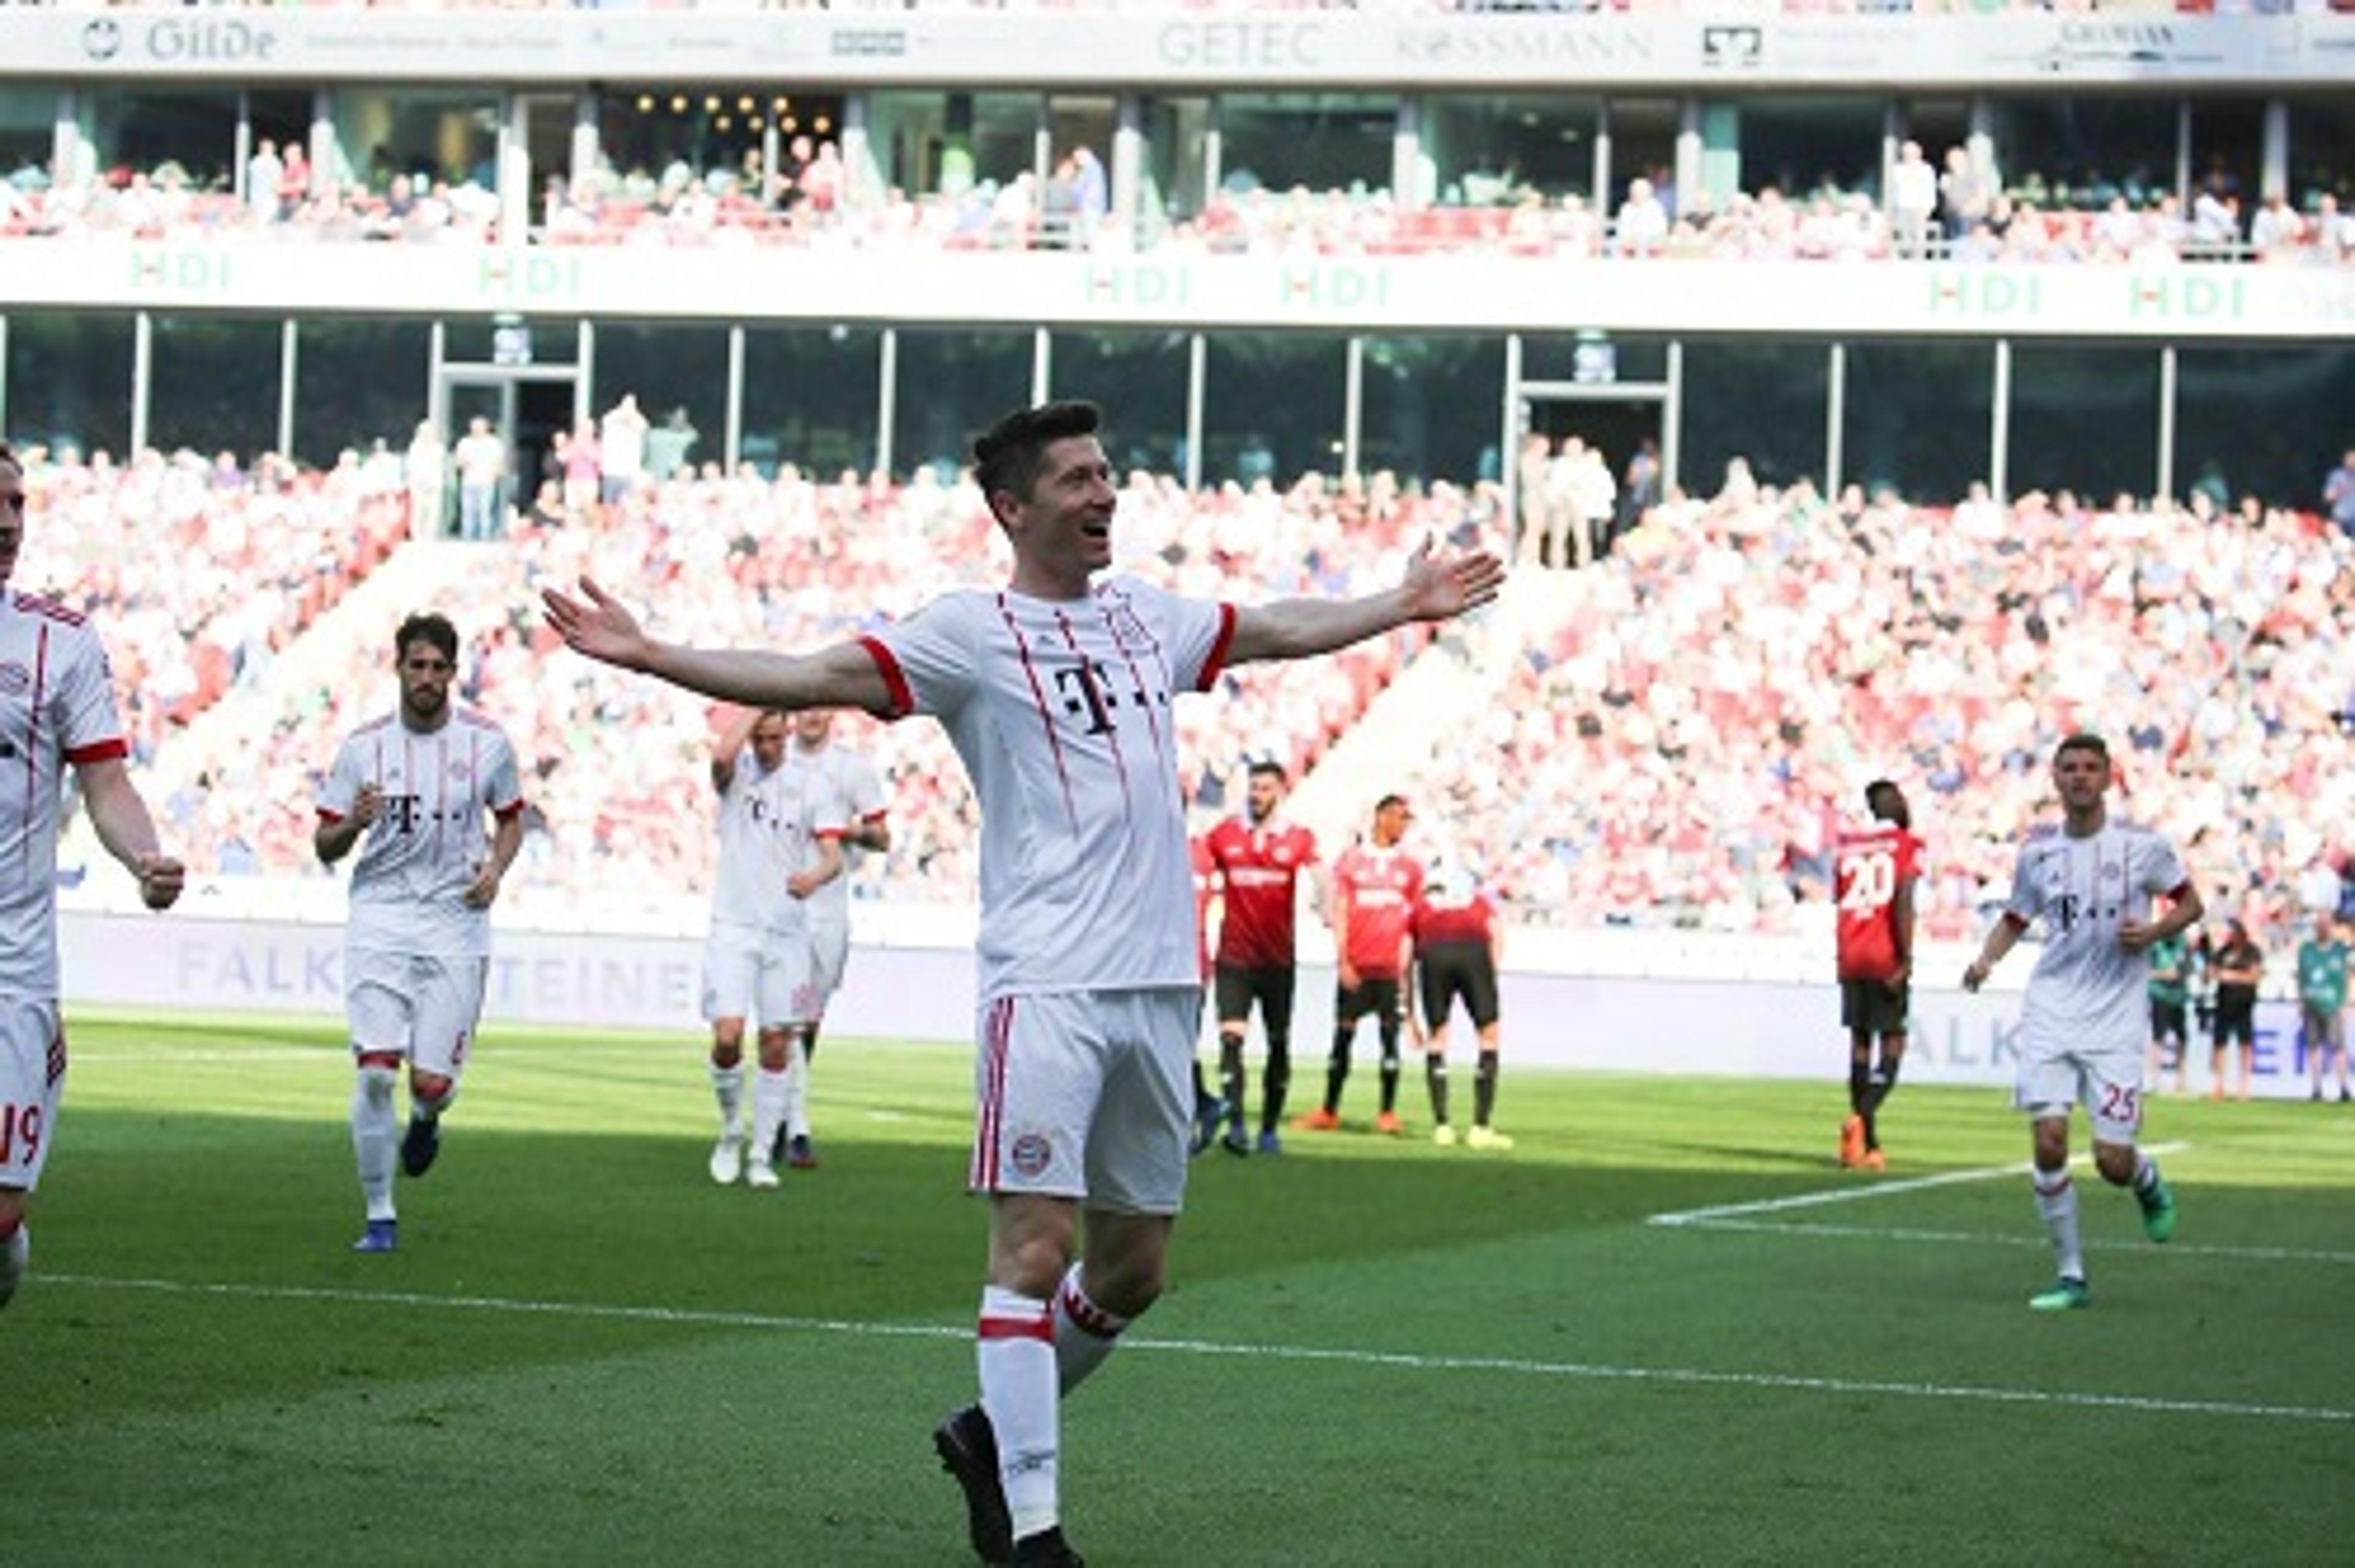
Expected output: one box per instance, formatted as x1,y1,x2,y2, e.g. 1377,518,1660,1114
2032,1165,2083,1282
978,1286,1059,1543
352,1064,399,1222
751,1066,789,1166
783,1036,812,1142
1052,1263,1130,1396
709,1061,745,1138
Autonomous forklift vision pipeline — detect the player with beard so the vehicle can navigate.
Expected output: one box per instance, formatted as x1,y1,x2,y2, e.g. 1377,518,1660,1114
1203,760,1318,1156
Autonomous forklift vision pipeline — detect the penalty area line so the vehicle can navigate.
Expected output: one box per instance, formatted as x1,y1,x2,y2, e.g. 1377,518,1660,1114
1662,1217,2355,1267
39,1267,2350,1426
1645,1142,2189,1228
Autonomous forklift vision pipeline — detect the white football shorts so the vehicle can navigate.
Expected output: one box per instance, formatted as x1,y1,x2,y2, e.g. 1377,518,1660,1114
0,996,66,1191
809,917,851,1006
2015,1015,2146,1144
970,987,1200,1215
701,924,818,1029
347,949,489,1079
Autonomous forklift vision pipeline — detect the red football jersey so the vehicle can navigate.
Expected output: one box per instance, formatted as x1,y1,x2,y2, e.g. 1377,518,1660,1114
1189,833,1216,982
1205,814,1317,969
1334,844,1423,978
1834,823,1923,982
1410,884,1496,948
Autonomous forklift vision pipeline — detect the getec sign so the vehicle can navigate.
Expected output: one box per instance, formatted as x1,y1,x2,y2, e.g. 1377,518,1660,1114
82,16,278,65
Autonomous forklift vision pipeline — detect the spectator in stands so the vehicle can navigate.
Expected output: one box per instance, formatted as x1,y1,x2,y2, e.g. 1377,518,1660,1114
599,394,648,507
2207,916,2262,1101
247,139,283,222
453,416,507,541
1614,177,1669,256
1890,139,1938,259
646,407,698,483
1939,145,1991,242
2324,449,2355,540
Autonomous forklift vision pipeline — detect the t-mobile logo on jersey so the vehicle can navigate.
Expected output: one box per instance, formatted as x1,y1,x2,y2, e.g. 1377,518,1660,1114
2050,892,2081,933
1051,658,1164,736
380,793,426,833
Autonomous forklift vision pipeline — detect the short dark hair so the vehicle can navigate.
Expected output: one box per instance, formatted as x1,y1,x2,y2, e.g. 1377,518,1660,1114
2054,732,2109,766
1375,793,1409,815
1247,759,1289,784
395,611,459,665
1864,779,1909,828
973,400,1101,511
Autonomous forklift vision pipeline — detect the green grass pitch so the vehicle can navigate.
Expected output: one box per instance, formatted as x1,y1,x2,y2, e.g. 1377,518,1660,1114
5,1009,2352,1566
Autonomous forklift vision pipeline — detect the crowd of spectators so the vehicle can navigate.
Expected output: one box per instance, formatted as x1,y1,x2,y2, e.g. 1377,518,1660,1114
8,445,409,771
1404,465,2355,945
10,134,2353,267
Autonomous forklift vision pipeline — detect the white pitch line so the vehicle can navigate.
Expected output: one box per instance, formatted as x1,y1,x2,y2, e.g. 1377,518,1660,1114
39,1269,2351,1426
1666,1217,2355,1266
1645,1143,2189,1228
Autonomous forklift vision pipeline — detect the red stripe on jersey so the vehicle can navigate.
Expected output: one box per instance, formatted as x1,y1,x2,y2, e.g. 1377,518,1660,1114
2001,912,2031,931
1198,603,1237,691
971,996,1014,1191
998,597,1080,834
1094,586,1173,778
857,635,914,719
492,798,525,820
9,591,88,627
976,1313,1054,1343
64,738,128,765
316,808,347,825
23,622,47,879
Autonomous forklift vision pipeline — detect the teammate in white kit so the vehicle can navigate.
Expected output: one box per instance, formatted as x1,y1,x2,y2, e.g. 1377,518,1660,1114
1963,733,2199,1312
0,442,186,1312
702,706,842,1188
544,400,1503,1566
768,709,889,1171
315,613,525,1254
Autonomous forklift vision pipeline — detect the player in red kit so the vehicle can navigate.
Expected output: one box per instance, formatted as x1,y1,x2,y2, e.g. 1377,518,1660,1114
1204,759,1318,1155
1300,794,1422,1134
1832,779,1921,1171
1407,864,1510,1149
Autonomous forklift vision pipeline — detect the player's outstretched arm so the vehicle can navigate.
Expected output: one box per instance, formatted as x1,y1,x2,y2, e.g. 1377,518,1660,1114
75,757,183,910
1226,537,1503,667
542,576,892,714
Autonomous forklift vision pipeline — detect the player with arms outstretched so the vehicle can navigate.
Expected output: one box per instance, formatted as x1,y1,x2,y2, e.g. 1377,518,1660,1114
0,442,185,1312
1963,733,2199,1312
1832,779,1920,1169
543,400,1501,1566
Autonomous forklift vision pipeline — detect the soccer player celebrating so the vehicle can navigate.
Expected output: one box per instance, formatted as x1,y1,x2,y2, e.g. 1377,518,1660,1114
315,613,526,1254
1203,760,1318,1155
0,443,185,1312
1831,779,1920,1170
543,400,1501,1566
1962,733,2197,1312
1300,794,1422,1134
701,706,842,1188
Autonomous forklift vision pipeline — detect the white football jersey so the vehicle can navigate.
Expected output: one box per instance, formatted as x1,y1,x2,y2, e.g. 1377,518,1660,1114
2004,818,2191,1033
863,576,1235,997
786,738,886,931
709,744,843,936
318,709,525,958
0,593,129,1001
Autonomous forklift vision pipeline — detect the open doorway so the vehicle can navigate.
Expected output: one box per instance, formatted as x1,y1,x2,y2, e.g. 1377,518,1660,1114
437,369,579,536
1515,393,1663,565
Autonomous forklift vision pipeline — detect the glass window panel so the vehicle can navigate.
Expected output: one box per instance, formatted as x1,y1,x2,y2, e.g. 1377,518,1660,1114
868,90,1037,199
2175,348,2355,516
1219,93,1393,199
1361,334,1507,486
1139,96,1211,231
1734,94,1885,202
1423,93,1598,207
1203,334,1345,486
4,311,134,461
2288,94,2355,208
1047,330,1189,474
1841,340,1993,503
292,319,431,469
2006,344,2159,505
0,86,54,183
742,324,881,477
1604,97,1679,213
591,321,730,473
597,85,842,197
80,89,239,191
892,328,1034,481
1522,332,1667,385
2192,97,2264,216
443,315,577,368
1679,339,1828,494
1986,96,2178,210
332,88,499,193
149,315,280,460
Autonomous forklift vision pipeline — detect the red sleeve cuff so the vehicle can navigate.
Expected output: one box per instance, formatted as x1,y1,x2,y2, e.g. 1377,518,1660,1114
65,738,129,765
492,798,526,820
2001,912,2031,931
859,635,914,719
316,808,346,825
1196,604,1237,692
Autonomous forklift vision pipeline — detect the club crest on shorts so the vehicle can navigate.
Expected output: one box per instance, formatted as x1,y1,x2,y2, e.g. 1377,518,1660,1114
1009,1130,1054,1179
